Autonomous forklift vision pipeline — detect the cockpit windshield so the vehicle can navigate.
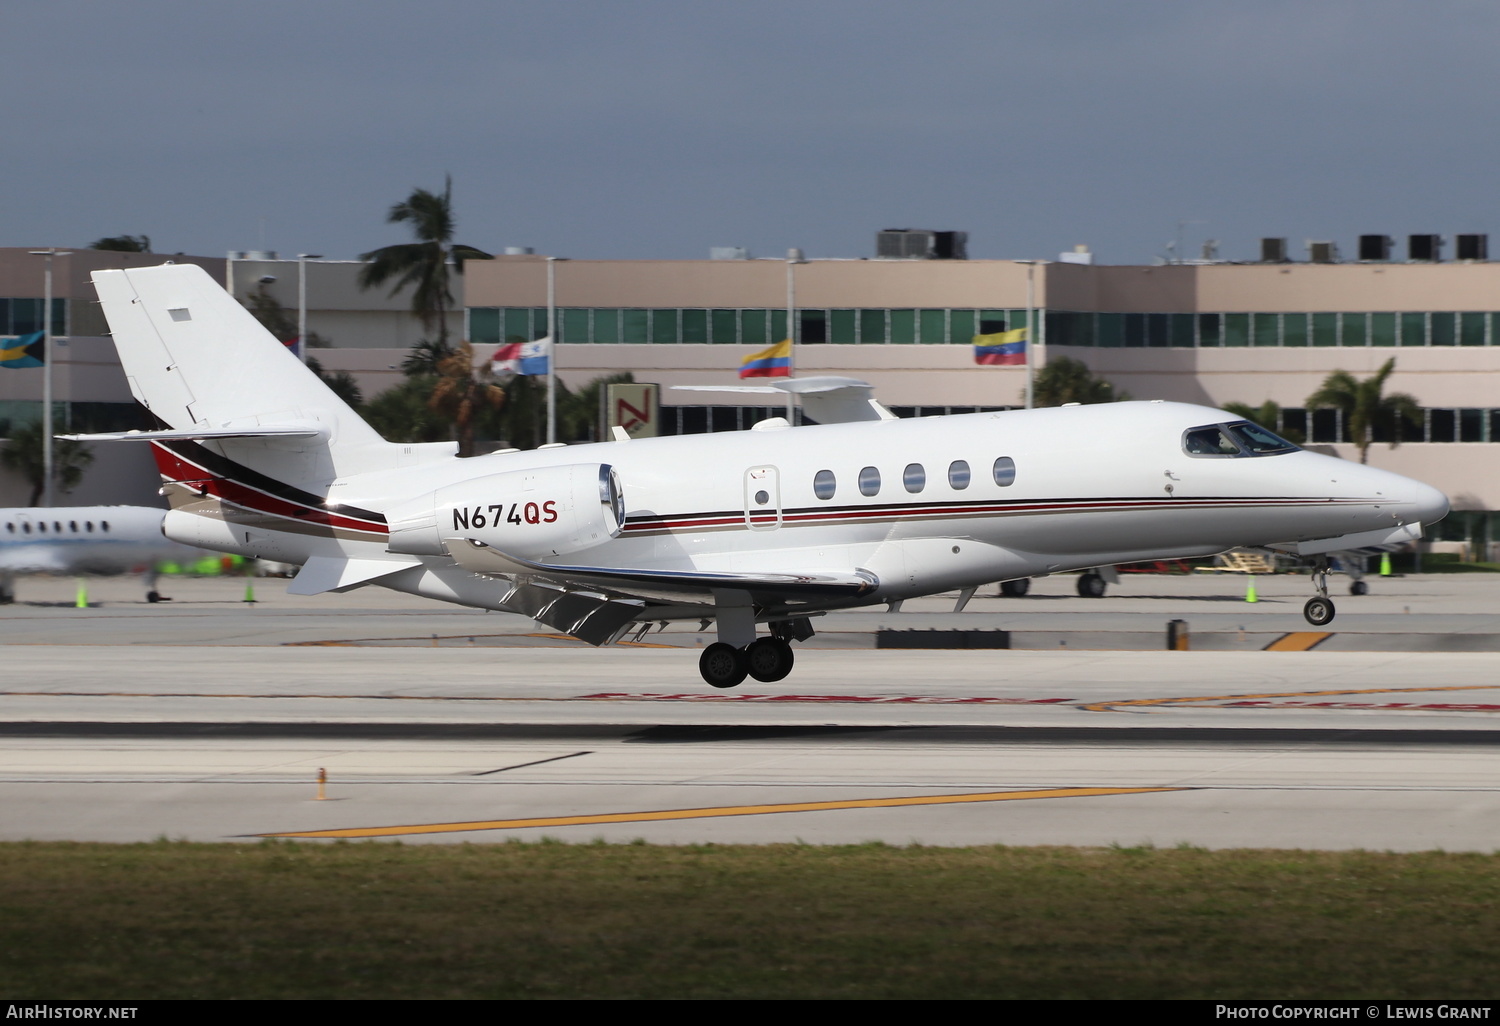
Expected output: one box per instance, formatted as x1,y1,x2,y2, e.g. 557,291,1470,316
1182,421,1300,458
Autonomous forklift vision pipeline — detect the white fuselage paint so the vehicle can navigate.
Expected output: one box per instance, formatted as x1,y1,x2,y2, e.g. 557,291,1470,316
209,401,1447,612
0,506,181,575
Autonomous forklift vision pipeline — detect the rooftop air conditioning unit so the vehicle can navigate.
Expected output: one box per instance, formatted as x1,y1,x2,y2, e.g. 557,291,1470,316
1456,234,1488,261
1307,241,1338,264
876,229,968,260
1260,238,1288,262
1409,234,1443,261
1358,235,1392,261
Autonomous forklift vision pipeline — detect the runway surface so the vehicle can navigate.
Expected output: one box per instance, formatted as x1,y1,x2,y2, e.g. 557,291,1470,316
3,572,1499,849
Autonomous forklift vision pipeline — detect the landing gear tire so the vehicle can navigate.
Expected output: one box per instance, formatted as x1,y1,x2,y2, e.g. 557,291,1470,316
1349,581,1368,597
1077,573,1106,599
700,643,748,689
146,591,161,604
1304,597,1336,627
746,637,795,682
999,579,1030,598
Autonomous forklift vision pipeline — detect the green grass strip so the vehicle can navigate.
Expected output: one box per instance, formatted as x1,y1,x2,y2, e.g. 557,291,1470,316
1,840,1497,999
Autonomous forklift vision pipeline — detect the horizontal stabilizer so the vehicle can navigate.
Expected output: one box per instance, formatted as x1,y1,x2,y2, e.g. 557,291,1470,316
60,422,328,443
449,541,878,602
672,377,893,423
287,555,423,595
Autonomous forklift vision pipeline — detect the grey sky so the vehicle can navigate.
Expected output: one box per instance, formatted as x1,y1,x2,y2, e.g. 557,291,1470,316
7,1,1500,264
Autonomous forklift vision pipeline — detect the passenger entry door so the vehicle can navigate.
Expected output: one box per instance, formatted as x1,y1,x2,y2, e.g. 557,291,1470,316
743,465,782,531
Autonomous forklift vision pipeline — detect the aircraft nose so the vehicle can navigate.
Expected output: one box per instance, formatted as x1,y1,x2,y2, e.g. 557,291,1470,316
1409,480,1450,526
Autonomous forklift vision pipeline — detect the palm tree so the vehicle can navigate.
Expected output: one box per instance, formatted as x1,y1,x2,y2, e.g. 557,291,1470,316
429,342,505,457
1031,356,1130,406
1,422,94,506
1305,357,1421,464
358,177,492,347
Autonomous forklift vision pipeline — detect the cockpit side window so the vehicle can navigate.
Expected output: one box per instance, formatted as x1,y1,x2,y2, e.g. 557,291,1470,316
1225,420,1299,455
1183,426,1242,457
1183,421,1300,458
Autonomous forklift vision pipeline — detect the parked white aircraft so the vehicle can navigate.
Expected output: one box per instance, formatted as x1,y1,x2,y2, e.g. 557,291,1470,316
0,505,181,603
73,264,1449,687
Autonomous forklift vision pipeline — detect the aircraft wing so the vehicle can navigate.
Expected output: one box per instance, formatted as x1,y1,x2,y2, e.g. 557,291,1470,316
449,541,879,604
672,376,896,424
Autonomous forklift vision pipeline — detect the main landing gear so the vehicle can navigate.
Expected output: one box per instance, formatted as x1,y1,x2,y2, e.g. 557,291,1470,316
697,618,813,688
1303,564,1336,627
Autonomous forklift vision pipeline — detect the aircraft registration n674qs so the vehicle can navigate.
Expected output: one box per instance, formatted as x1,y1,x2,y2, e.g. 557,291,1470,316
73,263,1449,688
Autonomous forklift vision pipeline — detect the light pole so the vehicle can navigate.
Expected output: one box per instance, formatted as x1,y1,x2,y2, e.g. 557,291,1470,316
28,249,71,507
545,256,568,443
785,248,806,422
1015,260,1040,409
297,254,322,363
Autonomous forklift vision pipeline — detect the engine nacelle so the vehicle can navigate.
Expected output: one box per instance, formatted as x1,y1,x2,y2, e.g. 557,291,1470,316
386,463,624,561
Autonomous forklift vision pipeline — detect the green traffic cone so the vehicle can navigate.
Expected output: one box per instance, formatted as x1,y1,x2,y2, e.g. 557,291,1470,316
1380,552,1392,576
75,579,88,609
1245,575,1258,603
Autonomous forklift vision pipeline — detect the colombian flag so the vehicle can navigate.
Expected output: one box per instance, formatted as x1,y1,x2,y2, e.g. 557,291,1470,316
973,327,1027,366
739,338,791,378
0,332,45,369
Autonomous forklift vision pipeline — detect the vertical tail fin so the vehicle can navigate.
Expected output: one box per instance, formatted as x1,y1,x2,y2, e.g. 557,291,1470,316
91,262,453,490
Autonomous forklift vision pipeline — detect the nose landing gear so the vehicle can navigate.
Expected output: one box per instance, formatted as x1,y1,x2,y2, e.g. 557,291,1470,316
1303,565,1336,626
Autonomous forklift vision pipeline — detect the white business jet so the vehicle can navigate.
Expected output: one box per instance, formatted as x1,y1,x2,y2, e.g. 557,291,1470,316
0,505,181,603
71,264,1449,687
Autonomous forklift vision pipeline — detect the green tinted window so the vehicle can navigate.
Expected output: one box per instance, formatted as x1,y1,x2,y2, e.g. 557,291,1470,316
652,309,679,344
1340,312,1366,346
593,309,620,344
503,308,531,342
468,308,500,344
1223,313,1249,347
1148,313,1170,347
562,308,590,344
1400,312,1426,346
1252,312,1279,347
948,310,975,345
1123,313,1146,347
860,309,887,344
1431,312,1455,346
919,309,947,343
771,310,789,342
1282,313,1307,347
740,310,766,346
1197,313,1220,347
829,309,857,344
681,309,708,344
1010,309,1031,334
532,309,548,339
1461,312,1487,346
710,310,737,344
1170,312,1194,348
889,309,916,344
1312,313,1338,347
1370,312,1396,347
623,309,648,344
1097,313,1123,348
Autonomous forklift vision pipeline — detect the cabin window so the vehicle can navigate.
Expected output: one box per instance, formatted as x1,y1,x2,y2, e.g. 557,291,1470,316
101,521,110,532
948,460,971,490
903,463,926,493
858,466,881,496
993,456,1016,486
53,522,61,533
69,521,77,532
22,523,31,534
86,522,94,532
4,523,12,534
813,470,836,500
38,522,47,533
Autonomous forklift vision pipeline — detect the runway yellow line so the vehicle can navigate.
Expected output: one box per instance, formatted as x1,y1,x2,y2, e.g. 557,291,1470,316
259,786,1183,839
1080,684,1497,713
1263,632,1333,652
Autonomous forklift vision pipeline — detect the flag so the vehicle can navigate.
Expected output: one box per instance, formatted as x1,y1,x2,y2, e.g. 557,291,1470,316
739,338,792,378
492,336,551,377
973,327,1027,366
0,332,45,369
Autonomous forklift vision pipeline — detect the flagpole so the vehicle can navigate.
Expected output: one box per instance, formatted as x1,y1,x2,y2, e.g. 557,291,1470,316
546,256,559,444
785,248,804,423
29,249,70,507
1016,260,1038,409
